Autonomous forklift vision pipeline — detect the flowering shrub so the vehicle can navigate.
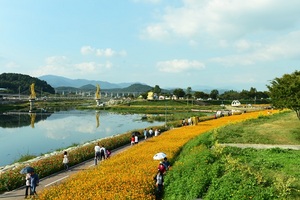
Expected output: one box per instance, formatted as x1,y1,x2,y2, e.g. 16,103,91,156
37,110,277,199
0,127,157,192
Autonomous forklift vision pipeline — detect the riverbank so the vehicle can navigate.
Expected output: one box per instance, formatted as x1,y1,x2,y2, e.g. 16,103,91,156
36,110,281,199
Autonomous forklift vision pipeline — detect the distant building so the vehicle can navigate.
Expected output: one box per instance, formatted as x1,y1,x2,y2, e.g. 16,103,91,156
231,100,241,107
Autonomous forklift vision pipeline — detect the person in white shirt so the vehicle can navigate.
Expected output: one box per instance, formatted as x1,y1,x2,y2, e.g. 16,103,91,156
24,173,31,199
63,151,69,170
149,128,154,137
188,117,192,125
134,135,139,144
154,129,159,136
94,143,101,161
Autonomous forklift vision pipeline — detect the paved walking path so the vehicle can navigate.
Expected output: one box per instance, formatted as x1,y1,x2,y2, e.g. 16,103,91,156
0,143,133,199
219,143,300,150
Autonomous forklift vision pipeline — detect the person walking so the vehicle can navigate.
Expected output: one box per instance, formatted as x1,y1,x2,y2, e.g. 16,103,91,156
158,161,166,174
99,145,107,161
134,134,139,144
30,171,39,197
94,143,101,165
24,173,31,199
131,135,135,145
63,151,69,171
162,157,171,171
154,129,159,137
149,128,154,137
154,170,164,199
143,128,148,140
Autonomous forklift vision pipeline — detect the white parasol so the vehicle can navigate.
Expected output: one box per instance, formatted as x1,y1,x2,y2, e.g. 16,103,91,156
153,152,167,160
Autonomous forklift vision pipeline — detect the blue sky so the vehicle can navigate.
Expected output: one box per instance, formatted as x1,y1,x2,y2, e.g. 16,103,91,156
0,0,299,91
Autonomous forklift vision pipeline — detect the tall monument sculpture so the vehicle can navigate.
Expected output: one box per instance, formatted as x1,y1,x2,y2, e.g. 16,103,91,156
29,83,36,112
95,84,101,106
147,91,154,100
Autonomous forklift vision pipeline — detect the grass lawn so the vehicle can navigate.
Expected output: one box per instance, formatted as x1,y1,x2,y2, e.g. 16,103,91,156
216,111,300,145
163,110,300,200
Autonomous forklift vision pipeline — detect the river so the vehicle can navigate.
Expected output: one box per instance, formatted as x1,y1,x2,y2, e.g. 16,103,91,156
0,110,164,166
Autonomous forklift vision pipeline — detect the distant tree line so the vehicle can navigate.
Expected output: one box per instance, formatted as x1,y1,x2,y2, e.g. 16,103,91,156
145,85,269,101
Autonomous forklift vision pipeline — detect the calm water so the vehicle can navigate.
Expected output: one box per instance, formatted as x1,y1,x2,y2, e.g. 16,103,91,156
0,110,163,166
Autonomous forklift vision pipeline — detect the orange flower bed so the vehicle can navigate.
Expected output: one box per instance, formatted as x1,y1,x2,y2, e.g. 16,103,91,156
38,110,278,200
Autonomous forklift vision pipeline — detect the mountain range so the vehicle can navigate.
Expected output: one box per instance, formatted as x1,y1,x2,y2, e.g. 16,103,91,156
39,75,231,94
39,75,138,89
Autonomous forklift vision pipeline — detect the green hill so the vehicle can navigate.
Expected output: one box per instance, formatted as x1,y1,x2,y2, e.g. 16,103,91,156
0,73,55,95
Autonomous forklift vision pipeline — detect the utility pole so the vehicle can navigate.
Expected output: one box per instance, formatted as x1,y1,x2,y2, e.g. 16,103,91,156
165,100,167,127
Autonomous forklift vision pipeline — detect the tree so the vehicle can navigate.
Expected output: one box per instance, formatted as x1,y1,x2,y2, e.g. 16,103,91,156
220,90,240,100
249,87,257,100
173,88,185,98
210,89,219,100
186,87,192,99
239,89,250,100
153,85,161,95
267,71,300,120
0,73,55,95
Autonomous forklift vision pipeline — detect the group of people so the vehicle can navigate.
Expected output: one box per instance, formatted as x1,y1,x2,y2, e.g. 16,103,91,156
94,143,111,165
154,157,171,198
131,132,139,145
143,128,160,139
24,132,169,199
24,171,39,199
182,117,193,126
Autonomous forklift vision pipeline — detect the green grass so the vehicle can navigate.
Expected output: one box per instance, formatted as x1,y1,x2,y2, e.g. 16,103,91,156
163,111,300,200
13,153,36,163
216,111,300,145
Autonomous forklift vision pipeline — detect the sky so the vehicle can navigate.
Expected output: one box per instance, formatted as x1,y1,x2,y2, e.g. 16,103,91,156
0,0,299,91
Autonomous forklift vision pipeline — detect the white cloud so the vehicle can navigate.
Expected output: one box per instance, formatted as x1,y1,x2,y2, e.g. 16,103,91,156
75,62,98,72
141,24,170,40
33,56,71,77
96,48,115,57
45,56,68,65
75,61,113,73
33,55,113,78
211,30,300,66
81,46,126,57
141,0,300,41
81,46,95,55
157,59,205,73
105,61,113,69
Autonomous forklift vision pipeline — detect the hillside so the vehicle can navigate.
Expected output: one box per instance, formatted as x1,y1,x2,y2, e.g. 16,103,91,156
102,83,153,93
0,73,55,95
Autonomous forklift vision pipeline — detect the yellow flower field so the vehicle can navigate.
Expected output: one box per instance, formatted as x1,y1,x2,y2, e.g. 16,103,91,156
38,110,278,200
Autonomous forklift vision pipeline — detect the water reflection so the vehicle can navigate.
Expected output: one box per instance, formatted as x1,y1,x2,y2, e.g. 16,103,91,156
0,112,52,128
30,113,36,128
0,110,163,166
96,111,100,128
